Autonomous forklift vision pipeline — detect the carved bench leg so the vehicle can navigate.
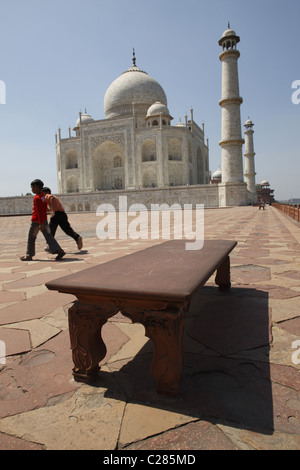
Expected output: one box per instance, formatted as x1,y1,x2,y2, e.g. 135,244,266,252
68,301,118,384
215,255,231,290
142,306,186,396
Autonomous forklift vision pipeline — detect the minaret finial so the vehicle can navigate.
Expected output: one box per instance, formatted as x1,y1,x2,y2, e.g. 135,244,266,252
132,48,136,66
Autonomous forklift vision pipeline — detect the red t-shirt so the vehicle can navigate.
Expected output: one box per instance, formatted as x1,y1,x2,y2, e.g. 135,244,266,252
31,192,47,224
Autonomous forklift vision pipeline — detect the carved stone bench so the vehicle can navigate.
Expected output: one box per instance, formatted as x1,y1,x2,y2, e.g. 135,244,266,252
46,239,237,396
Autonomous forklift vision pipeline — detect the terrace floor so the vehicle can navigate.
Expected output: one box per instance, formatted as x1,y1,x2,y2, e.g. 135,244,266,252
0,205,299,450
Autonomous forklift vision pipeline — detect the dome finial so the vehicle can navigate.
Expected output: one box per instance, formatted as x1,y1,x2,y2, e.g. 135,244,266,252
132,48,136,66
228,21,230,28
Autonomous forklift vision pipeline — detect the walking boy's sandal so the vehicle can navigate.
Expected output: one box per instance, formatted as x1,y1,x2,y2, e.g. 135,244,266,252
55,249,66,261
20,256,33,261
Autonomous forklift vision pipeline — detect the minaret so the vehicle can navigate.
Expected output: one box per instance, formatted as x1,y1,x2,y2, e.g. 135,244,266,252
244,118,257,195
218,24,244,183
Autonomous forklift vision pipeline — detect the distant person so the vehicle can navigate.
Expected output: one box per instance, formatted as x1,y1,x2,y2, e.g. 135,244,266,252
20,179,65,261
43,187,83,250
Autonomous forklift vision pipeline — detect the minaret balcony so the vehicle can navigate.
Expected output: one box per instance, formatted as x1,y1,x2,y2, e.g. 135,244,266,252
219,97,243,107
219,49,240,61
219,138,245,148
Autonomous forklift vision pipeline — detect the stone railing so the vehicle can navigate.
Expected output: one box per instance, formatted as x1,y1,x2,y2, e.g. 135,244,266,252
273,203,300,223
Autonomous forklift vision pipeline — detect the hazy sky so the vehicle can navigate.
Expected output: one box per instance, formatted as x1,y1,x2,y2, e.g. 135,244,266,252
0,0,299,200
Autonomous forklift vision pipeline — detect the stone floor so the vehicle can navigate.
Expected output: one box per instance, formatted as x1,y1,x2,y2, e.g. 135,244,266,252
0,205,299,450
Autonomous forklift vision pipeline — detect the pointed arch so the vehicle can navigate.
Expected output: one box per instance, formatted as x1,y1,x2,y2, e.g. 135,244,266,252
142,168,157,188
65,149,78,169
92,140,124,190
168,138,182,161
66,176,79,193
141,139,156,162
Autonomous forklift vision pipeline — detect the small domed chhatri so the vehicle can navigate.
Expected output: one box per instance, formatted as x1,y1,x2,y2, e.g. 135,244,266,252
213,166,222,179
146,101,171,118
219,22,239,42
222,26,237,38
145,101,173,127
73,110,94,130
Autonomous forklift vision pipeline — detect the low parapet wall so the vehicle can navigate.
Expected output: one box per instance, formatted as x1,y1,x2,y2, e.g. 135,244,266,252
273,203,300,223
0,184,220,215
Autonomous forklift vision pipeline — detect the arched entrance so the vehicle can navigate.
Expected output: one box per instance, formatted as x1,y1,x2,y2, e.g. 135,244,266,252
93,141,124,190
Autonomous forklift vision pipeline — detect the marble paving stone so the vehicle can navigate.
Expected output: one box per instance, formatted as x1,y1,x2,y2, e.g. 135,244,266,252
236,248,270,258
0,291,75,325
100,321,131,364
0,432,44,450
0,381,127,450
41,306,69,330
13,263,56,273
248,284,300,299
218,424,300,450
0,290,25,303
0,327,31,356
271,381,300,434
270,362,300,393
106,322,149,364
3,271,72,290
232,257,291,266
0,263,22,271
232,264,271,283
16,266,53,277
269,297,300,323
2,319,61,348
119,403,195,448
126,420,239,450
0,331,80,418
22,285,48,299
275,270,300,280
269,326,300,367
0,272,26,282
278,316,300,336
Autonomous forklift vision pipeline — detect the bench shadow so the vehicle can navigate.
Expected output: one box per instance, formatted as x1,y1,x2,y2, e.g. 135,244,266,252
95,286,273,434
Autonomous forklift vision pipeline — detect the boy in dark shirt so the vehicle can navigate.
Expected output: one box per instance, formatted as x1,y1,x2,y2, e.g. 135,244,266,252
20,179,65,261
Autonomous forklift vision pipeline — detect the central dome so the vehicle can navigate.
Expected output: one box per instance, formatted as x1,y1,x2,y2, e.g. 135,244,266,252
104,60,167,119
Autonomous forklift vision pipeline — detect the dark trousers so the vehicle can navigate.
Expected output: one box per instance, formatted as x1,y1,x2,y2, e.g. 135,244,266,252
49,211,79,241
27,221,61,257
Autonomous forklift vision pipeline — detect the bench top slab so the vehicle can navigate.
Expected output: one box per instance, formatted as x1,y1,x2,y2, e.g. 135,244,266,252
46,240,237,303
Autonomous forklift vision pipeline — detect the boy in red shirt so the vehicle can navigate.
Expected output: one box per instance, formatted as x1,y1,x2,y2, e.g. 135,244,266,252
43,187,83,250
20,179,65,261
